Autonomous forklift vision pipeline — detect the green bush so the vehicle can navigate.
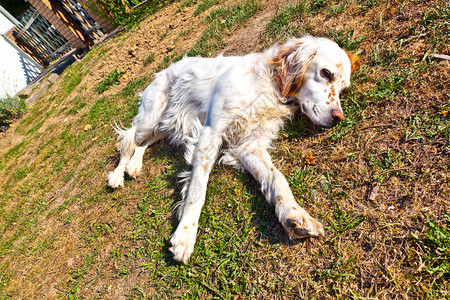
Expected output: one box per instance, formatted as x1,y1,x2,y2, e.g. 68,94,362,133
0,95,27,131
86,0,170,27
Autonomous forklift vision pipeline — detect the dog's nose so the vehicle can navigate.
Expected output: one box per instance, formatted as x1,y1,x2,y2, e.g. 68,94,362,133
331,109,344,124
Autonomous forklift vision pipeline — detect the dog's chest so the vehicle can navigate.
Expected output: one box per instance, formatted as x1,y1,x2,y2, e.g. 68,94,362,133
222,97,295,145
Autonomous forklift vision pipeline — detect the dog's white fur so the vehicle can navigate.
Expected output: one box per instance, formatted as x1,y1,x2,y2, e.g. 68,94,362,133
108,36,360,263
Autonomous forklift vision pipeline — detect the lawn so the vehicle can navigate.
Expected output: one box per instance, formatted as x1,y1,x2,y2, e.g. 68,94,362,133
0,0,449,298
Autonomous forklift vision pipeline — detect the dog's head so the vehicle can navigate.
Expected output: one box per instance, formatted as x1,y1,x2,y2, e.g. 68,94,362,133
270,36,361,127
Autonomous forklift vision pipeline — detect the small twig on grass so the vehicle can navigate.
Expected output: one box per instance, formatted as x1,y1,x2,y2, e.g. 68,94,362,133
432,54,450,61
357,124,393,131
379,167,410,176
200,281,225,300
297,282,304,299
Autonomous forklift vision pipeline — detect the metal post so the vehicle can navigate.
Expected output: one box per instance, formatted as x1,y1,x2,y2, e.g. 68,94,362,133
0,4,19,26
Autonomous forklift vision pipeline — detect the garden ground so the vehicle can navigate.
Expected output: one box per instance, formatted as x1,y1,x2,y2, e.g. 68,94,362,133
0,0,449,298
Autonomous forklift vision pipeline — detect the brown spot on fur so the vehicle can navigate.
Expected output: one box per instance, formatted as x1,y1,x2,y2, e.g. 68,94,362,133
330,86,336,97
184,226,188,229
189,201,193,205
192,222,196,226
292,206,298,210
245,66,256,75
159,99,167,111
326,101,331,105
203,162,209,172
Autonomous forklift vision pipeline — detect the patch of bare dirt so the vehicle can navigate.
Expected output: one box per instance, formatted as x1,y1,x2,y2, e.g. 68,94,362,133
222,0,281,54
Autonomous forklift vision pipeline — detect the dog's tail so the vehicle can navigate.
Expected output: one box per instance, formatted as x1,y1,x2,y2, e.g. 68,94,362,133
112,122,137,160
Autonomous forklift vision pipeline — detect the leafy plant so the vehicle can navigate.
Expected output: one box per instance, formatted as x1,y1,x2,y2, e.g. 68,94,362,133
143,53,155,66
86,0,167,27
325,204,366,243
0,95,27,131
93,69,125,93
413,211,450,280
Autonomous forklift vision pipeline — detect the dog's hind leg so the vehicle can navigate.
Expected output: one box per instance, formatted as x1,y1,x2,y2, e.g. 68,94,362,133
126,131,167,178
108,126,138,188
108,72,170,188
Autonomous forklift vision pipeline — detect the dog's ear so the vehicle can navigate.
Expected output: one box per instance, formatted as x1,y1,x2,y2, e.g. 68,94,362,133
345,50,361,73
269,41,317,98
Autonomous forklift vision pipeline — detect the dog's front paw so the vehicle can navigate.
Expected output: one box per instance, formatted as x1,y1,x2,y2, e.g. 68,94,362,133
126,160,142,178
107,170,124,188
284,214,324,239
169,224,197,264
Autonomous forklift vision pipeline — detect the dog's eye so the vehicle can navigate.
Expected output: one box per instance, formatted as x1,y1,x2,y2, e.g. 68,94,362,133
320,68,334,82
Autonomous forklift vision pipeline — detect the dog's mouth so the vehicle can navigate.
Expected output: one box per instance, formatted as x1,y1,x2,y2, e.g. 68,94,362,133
300,103,341,128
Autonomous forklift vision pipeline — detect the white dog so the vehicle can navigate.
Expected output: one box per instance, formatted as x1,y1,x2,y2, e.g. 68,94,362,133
108,36,361,263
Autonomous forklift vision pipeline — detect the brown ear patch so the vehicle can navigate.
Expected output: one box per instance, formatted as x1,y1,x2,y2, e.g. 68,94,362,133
268,43,315,97
268,46,302,97
345,50,361,73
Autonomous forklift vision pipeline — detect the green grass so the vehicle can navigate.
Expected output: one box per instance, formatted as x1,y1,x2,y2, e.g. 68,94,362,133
357,0,379,11
93,69,125,93
143,53,155,66
0,95,27,130
66,96,87,115
62,64,83,95
264,2,306,38
413,211,450,281
1,0,449,298
187,0,261,57
422,4,450,45
180,0,197,9
85,0,167,27
326,28,365,52
153,53,183,73
309,0,328,13
193,0,220,16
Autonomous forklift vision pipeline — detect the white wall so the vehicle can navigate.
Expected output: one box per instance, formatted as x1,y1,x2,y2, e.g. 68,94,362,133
0,10,14,34
0,12,42,98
